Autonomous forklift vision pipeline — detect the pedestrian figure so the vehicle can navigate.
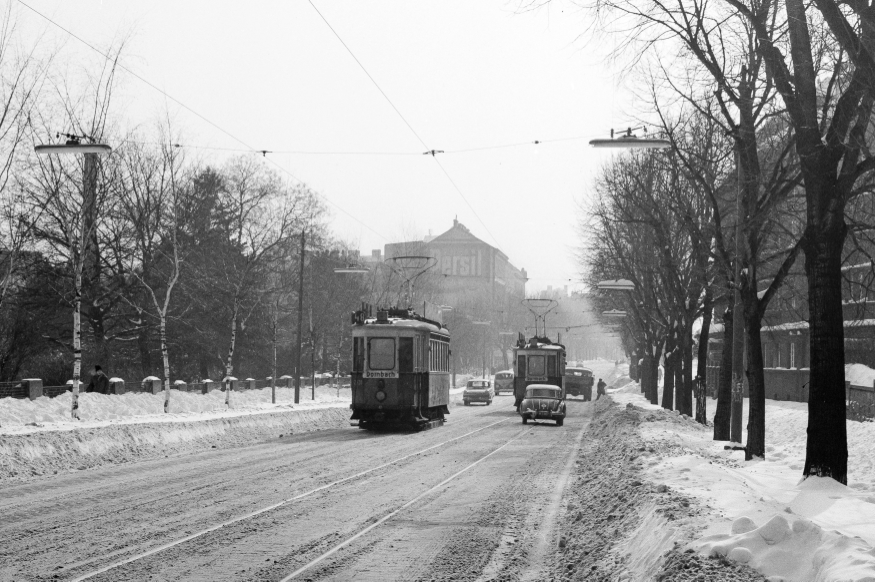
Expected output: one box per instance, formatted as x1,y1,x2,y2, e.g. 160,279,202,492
596,378,607,400
86,365,110,395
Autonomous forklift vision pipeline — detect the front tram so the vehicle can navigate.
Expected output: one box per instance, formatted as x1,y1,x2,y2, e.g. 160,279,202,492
350,306,451,430
512,334,566,409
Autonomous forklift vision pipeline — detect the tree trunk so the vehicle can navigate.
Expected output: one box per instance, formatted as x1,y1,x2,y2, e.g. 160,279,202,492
225,302,239,407
138,314,152,380
695,294,713,424
803,226,848,483
679,327,694,416
744,312,766,459
160,314,170,413
661,330,675,410
713,305,733,440
651,342,664,405
71,269,82,420
641,353,653,397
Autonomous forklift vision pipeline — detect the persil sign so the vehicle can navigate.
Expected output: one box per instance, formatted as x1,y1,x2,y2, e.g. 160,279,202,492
365,370,398,379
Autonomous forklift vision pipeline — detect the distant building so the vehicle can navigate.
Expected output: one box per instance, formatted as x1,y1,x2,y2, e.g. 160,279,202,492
383,219,527,316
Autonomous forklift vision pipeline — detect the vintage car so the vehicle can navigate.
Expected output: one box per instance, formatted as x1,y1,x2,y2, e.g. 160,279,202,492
463,378,494,405
493,370,514,394
519,384,566,426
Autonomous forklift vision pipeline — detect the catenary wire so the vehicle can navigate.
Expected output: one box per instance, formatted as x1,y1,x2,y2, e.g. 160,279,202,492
306,0,506,252
16,0,390,242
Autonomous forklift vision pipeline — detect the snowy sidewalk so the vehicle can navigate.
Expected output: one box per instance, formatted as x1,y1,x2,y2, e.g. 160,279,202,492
607,382,875,581
0,384,351,435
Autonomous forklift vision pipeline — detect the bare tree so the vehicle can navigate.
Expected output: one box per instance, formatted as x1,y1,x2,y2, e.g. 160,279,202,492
0,4,52,310
115,133,188,412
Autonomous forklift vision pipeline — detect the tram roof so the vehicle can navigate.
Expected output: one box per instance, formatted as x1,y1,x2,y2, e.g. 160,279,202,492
359,317,448,334
516,343,565,351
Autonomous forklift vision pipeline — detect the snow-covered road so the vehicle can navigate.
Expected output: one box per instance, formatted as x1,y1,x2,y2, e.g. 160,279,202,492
2,395,594,581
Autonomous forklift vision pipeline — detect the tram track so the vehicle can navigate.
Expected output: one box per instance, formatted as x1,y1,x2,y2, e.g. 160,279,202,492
277,424,531,581
68,416,513,582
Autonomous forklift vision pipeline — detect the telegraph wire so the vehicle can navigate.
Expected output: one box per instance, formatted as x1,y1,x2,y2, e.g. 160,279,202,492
307,0,505,253
16,0,390,242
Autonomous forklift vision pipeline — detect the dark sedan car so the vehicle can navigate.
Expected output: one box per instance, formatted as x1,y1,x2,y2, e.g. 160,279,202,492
519,384,566,426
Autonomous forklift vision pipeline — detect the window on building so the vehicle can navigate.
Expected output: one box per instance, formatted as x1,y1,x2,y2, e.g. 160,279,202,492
790,343,796,369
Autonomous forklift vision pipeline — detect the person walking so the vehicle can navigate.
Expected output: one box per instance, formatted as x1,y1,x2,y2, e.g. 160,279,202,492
596,378,607,400
86,365,110,395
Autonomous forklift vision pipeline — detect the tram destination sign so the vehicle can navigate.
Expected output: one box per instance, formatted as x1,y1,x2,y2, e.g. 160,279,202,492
364,370,399,379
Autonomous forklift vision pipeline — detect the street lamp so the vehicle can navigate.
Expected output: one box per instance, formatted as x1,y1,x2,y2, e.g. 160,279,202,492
597,279,635,291
35,133,112,420
333,265,370,274
589,127,671,150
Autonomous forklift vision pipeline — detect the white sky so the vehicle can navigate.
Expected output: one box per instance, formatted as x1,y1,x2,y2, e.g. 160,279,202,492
18,0,641,292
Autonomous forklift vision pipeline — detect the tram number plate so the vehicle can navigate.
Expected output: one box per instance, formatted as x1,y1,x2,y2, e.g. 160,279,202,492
365,371,398,379
528,376,547,382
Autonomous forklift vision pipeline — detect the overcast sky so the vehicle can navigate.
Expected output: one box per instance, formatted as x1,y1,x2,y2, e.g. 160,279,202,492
19,0,640,293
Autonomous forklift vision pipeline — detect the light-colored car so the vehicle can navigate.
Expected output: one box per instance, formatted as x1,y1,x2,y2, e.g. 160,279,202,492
494,370,514,394
463,379,494,405
519,384,566,426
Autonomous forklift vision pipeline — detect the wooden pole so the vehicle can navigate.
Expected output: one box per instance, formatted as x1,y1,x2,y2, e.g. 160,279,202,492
295,230,305,404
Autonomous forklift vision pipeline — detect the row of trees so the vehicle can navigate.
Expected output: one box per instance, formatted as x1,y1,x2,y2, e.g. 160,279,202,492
578,0,875,483
0,14,371,396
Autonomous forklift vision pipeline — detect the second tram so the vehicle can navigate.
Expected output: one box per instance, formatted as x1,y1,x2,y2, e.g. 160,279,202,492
350,306,451,430
512,334,566,409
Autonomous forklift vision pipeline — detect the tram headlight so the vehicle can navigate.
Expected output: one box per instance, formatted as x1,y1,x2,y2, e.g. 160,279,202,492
375,390,386,402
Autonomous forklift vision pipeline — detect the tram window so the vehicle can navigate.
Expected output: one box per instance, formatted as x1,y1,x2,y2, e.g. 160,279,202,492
528,355,546,376
399,338,413,373
518,355,526,377
353,338,364,372
547,355,557,377
368,338,395,370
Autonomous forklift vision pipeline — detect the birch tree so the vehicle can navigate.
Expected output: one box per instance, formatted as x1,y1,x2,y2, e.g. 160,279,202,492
116,136,187,412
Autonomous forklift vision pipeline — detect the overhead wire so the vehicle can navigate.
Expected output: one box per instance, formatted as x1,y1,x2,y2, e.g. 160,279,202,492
306,0,506,252
126,133,602,157
16,0,390,242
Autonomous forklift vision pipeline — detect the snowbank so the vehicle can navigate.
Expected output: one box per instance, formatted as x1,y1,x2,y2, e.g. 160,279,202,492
612,385,875,581
0,405,351,482
0,384,351,434
846,363,875,388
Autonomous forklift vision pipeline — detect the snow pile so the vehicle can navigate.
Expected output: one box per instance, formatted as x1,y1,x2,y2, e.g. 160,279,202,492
701,498,875,580
846,363,875,388
0,406,351,481
0,385,350,434
611,386,875,581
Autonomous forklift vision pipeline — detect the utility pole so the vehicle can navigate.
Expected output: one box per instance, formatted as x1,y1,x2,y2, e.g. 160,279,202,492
295,230,305,404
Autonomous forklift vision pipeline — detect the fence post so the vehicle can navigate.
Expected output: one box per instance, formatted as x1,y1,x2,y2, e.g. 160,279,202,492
203,380,213,394
245,378,256,391
23,379,43,400
110,378,126,395
143,377,161,394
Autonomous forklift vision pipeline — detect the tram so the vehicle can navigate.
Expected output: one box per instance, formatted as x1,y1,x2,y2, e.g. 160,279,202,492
512,333,566,409
350,305,451,430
